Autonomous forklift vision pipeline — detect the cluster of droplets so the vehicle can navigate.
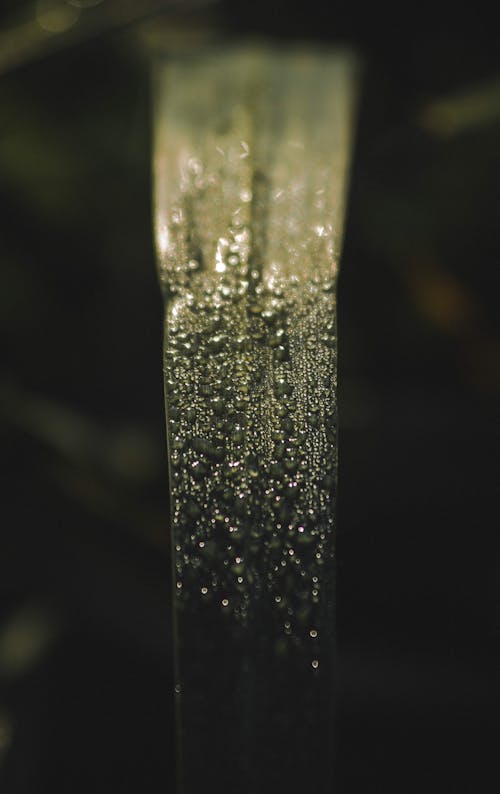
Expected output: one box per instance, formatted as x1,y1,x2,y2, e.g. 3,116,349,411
164,208,337,671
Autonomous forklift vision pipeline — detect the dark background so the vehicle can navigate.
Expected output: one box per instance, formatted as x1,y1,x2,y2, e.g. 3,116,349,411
1,1,499,792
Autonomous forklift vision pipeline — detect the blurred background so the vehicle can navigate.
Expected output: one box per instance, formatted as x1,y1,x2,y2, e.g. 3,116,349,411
0,1,499,792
